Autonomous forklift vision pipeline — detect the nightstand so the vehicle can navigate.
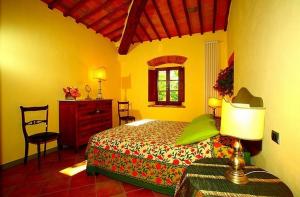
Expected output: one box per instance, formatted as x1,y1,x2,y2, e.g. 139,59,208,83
175,158,293,197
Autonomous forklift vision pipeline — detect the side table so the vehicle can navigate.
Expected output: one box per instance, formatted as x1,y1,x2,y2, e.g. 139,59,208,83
175,158,293,197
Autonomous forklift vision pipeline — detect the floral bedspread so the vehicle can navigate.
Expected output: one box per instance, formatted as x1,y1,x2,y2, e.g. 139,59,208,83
88,120,233,166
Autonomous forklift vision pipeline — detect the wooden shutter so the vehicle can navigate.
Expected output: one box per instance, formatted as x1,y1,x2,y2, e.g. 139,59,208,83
148,69,157,101
178,67,185,102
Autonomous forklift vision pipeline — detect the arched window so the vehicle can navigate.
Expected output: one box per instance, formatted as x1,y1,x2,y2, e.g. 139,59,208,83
148,55,187,106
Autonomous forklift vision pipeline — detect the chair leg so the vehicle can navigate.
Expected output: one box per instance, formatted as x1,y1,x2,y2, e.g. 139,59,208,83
37,143,41,169
119,119,121,125
44,142,46,157
24,142,29,165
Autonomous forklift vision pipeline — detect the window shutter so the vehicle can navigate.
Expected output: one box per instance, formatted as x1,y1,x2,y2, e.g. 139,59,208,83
148,69,157,101
178,67,185,102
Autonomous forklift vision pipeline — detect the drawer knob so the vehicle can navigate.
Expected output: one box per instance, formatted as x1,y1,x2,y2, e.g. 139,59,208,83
95,109,101,114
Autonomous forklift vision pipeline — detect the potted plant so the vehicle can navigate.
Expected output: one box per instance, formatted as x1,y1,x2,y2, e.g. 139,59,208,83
63,87,81,100
214,64,234,96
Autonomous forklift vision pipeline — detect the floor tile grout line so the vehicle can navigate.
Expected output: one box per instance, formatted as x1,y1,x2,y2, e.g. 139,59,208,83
39,188,70,196
125,187,145,194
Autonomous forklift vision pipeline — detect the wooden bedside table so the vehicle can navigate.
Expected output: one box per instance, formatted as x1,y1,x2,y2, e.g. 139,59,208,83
175,158,293,197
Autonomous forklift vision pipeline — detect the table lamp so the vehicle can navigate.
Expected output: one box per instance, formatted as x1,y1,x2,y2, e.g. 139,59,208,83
220,99,265,184
208,97,222,117
93,67,107,99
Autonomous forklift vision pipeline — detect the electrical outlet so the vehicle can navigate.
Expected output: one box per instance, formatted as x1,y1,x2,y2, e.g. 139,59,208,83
271,130,280,144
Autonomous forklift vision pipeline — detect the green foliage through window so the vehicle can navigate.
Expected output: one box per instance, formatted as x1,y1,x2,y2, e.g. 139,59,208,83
157,68,179,102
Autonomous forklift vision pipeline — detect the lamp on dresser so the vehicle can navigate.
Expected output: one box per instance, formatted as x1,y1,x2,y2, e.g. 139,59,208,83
220,99,265,184
93,67,107,100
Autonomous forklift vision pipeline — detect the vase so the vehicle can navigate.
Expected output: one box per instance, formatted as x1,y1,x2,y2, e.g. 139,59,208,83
65,94,75,100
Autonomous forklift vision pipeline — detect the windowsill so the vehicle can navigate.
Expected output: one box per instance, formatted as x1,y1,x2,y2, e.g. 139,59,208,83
148,104,186,108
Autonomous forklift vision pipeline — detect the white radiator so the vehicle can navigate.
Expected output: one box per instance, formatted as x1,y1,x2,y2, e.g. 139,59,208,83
204,41,220,114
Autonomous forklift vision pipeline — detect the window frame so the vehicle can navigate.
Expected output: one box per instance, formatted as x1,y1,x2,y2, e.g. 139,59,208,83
155,67,183,106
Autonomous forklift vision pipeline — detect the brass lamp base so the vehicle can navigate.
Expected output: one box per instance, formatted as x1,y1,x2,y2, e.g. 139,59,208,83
96,79,103,100
225,168,249,184
225,140,249,185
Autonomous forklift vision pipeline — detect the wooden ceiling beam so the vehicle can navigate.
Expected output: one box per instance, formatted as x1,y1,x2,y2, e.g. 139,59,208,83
167,0,181,37
144,11,161,40
88,2,129,29
48,0,60,9
118,0,148,55
103,26,123,37
135,33,143,43
197,0,204,34
152,0,170,38
76,0,112,23
224,0,231,31
96,12,128,33
183,0,192,35
213,0,217,33
139,23,152,41
111,34,122,42
63,0,88,17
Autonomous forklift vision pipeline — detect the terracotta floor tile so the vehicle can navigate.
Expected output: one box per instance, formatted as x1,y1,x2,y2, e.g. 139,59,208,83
122,182,142,192
51,160,78,172
95,174,111,183
110,192,127,197
8,181,45,197
1,163,34,176
70,171,95,188
1,148,173,197
126,189,155,197
26,171,52,183
96,180,124,196
0,173,27,187
41,176,70,195
0,185,14,197
40,190,69,197
69,185,96,197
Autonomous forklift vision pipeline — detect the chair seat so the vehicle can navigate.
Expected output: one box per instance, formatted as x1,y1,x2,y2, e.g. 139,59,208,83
120,116,135,121
28,132,59,144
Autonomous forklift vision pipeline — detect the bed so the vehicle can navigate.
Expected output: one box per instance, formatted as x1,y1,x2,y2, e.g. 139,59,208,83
85,118,234,195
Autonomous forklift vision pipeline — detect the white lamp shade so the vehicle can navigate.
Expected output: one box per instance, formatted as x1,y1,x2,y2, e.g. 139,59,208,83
93,67,107,80
220,99,265,140
208,97,222,108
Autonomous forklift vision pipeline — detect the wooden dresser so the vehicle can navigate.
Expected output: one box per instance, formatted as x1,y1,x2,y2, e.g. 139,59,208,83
59,99,112,150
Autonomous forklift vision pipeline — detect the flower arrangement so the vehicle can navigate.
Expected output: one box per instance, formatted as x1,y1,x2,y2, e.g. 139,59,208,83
63,87,81,100
214,64,234,96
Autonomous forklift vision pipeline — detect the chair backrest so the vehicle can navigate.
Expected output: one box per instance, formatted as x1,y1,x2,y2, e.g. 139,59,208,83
118,101,130,118
20,105,49,139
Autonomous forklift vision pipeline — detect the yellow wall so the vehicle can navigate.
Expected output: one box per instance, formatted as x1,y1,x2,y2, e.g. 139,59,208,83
227,0,300,195
118,32,227,122
0,0,121,164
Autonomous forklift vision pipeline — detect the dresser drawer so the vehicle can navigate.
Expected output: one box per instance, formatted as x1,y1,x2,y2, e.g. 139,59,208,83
77,100,111,110
77,124,111,145
78,113,111,127
78,122,111,136
78,102,112,118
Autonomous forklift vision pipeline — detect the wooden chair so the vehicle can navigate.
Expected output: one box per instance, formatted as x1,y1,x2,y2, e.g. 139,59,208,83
118,101,135,125
20,105,61,168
